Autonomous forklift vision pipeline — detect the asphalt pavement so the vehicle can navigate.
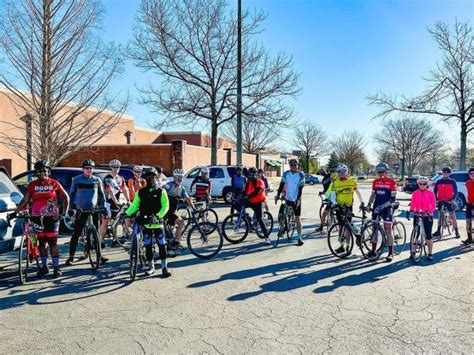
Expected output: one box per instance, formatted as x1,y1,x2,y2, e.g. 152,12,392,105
0,184,472,354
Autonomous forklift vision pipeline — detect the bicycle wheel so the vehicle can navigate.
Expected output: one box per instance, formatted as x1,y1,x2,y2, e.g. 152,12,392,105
18,234,29,284
442,211,451,237
360,222,385,261
222,213,249,244
114,219,133,246
177,205,191,231
255,211,273,239
436,212,445,240
187,222,223,259
392,221,407,255
326,211,337,234
195,208,218,234
87,228,101,270
410,226,424,263
328,223,353,259
319,203,326,220
275,213,286,246
129,234,140,282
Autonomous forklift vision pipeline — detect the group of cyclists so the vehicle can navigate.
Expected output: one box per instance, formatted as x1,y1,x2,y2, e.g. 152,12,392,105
6,156,474,280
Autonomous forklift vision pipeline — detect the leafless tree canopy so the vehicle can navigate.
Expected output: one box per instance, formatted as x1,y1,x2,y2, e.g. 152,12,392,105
368,20,473,169
0,0,126,166
130,0,299,164
374,117,444,177
332,131,367,175
294,121,329,173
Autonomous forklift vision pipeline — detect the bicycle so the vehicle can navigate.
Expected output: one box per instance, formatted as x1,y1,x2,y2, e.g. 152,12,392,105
222,196,273,244
129,221,147,282
104,204,133,246
275,198,297,246
76,209,102,270
7,212,40,285
437,202,453,240
177,199,218,234
318,194,337,234
406,210,429,263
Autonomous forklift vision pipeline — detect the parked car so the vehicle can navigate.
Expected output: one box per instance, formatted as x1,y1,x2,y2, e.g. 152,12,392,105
357,175,367,181
305,174,320,185
0,167,24,253
95,164,170,185
183,165,254,204
402,177,419,194
430,170,469,210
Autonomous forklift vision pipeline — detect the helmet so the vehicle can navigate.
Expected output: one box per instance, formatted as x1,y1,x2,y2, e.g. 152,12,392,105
417,177,429,185
82,159,95,168
109,159,121,168
289,159,298,166
375,162,389,171
133,165,143,173
173,168,184,178
336,164,348,173
469,167,474,173
34,160,49,171
257,168,264,174
442,166,452,173
201,167,209,175
248,167,258,178
155,166,163,174
143,167,158,177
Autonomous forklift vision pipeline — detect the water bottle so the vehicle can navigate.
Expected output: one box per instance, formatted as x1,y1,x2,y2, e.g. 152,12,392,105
351,223,359,235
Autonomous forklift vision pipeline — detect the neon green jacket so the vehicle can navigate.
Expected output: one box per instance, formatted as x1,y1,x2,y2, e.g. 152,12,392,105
126,186,169,229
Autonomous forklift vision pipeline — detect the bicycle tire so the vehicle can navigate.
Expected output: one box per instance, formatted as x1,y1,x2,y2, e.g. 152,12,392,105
129,234,139,282
410,225,424,263
328,223,354,259
222,213,249,244
319,203,326,220
392,221,407,255
255,211,273,239
359,222,385,261
18,234,28,285
275,213,286,246
187,222,223,259
195,208,219,234
88,227,101,270
177,205,191,231
114,218,133,246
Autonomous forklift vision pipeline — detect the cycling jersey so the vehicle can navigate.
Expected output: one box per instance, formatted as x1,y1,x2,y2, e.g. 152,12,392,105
192,176,211,199
27,178,61,217
70,174,106,210
331,177,357,206
244,179,266,204
434,178,457,201
128,178,146,201
321,173,332,193
372,177,397,207
466,179,474,204
126,186,169,229
279,170,305,202
104,174,126,206
232,175,246,191
410,189,436,213
164,181,189,212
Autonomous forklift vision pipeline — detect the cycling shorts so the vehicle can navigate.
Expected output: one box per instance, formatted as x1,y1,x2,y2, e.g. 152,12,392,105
104,201,120,219
30,216,60,238
466,203,473,219
372,206,393,223
335,205,353,224
437,201,455,213
285,200,301,217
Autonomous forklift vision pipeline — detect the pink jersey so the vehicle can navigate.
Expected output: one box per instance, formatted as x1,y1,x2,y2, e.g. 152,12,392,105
410,189,436,213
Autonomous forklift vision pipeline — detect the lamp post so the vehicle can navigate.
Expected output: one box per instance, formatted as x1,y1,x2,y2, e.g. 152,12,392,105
20,114,33,171
236,0,242,165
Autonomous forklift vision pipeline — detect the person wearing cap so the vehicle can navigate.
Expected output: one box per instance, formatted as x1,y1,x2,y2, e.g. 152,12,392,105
126,167,171,277
463,167,474,245
275,159,305,246
66,159,108,266
127,165,147,201
100,159,130,247
410,177,436,261
366,162,398,262
11,161,69,278
433,166,460,239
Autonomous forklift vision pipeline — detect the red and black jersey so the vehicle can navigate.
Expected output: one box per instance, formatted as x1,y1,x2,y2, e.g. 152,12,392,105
434,178,457,201
372,177,397,207
192,176,211,198
466,179,474,204
27,178,61,216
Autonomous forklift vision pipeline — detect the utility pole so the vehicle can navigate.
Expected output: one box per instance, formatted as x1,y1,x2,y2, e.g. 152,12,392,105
236,0,242,165
20,114,33,171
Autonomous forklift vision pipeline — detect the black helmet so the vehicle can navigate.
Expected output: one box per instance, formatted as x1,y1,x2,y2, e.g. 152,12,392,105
248,167,258,178
34,160,49,171
155,166,163,174
442,166,452,173
82,159,95,168
469,167,474,173
143,167,158,177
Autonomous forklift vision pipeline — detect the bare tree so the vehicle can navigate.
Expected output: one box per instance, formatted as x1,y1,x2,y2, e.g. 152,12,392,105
221,118,279,154
369,20,473,170
130,0,299,164
374,117,445,177
293,121,329,173
0,0,126,166
332,131,367,175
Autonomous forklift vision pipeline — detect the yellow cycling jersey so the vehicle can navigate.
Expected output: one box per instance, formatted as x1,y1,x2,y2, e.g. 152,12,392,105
330,177,358,206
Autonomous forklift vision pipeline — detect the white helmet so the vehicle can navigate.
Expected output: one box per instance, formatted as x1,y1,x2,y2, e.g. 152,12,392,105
133,165,143,173
336,164,348,173
417,177,429,185
109,159,121,168
173,168,184,178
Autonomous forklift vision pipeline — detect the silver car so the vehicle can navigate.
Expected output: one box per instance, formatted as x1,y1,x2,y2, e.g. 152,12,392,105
0,167,23,253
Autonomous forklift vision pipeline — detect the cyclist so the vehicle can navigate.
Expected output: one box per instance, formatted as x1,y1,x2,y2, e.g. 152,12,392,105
257,168,270,212
126,167,171,277
66,159,108,266
463,167,474,245
155,166,168,187
433,166,460,239
243,167,270,245
127,165,146,201
190,167,212,205
275,159,305,246
330,164,363,254
410,177,436,261
100,159,130,247
164,168,195,251
12,161,69,278
230,167,246,214
366,163,397,262
315,168,334,233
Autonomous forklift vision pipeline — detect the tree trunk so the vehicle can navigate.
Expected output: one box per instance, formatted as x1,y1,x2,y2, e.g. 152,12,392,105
460,122,467,170
305,152,310,173
211,119,218,165
400,157,406,179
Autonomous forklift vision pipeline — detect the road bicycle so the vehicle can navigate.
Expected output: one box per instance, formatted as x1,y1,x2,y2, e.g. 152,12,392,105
129,221,146,282
222,197,273,244
176,199,219,234
275,198,297,246
76,209,102,270
436,202,453,240
406,210,430,263
7,212,40,285
102,204,133,247
318,194,337,234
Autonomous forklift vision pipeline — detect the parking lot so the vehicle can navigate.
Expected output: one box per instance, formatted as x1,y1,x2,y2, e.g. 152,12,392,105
0,184,472,354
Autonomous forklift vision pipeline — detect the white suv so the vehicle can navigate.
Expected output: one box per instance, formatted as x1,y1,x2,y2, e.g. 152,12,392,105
429,170,469,210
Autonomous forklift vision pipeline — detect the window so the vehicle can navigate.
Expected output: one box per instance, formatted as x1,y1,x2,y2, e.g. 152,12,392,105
187,168,201,179
0,172,20,197
13,172,36,194
210,168,224,179
226,167,237,177
452,173,468,183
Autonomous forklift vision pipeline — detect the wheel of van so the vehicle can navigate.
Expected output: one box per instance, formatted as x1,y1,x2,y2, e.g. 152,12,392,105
454,193,466,211
223,187,233,205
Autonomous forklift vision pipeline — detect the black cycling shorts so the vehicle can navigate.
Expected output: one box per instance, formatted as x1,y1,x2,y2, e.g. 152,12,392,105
437,201,455,212
30,216,60,238
335,205,353,224
372,206,393,223
466,204,473,219
285,200,301,217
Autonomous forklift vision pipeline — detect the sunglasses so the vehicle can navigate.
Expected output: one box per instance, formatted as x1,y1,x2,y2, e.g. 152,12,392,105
469,172,474,175
111,166,120,169
377,171,386,174
36,169,47,173
134,171,142,174
290,164,297,167
83,166,93,170
418,182,428,186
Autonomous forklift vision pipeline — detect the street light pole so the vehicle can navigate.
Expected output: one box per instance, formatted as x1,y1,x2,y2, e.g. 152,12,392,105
236,0,242,166
20,114,33,171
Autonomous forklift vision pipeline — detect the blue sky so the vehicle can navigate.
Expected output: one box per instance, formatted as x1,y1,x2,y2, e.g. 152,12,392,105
102,0,472,160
